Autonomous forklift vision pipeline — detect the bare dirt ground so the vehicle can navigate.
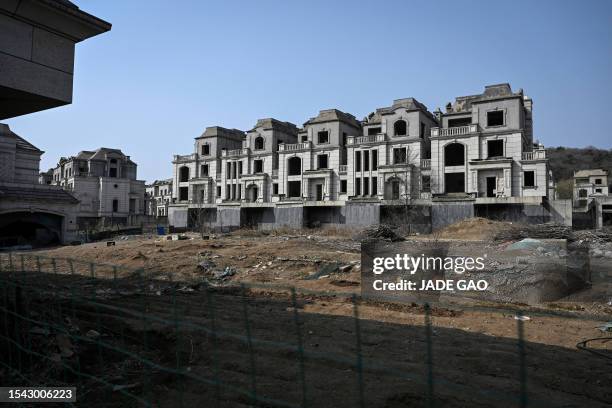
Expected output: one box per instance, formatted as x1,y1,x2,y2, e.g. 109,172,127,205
3,223,611,407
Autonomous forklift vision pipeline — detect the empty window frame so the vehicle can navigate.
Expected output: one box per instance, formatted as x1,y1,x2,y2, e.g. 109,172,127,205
254,136,265,150
201,164,209,176
367,127,381,136
288,156,301,175
112,199,119,212
595,178,602,185
394,120,407,136
317,154,328,169
371,177,377,195
448,117,472,128
393,148,407,164
301,135,308,143
444,143,465,166
340,179,347,193
201,144,210,155
317,131,329,144
487,139,504,158
287,181,301,198
363,177,369,196
420,122,425,139
273,183,279,195
596,188,603,193
217,186,221,197
422,175,431,192
355,151,362,171
355,177,361,196
524,171,535,187
180,187,189,201
487,110,504,127
179,166,190,182
363,151,370,171
254,159,263,173
372,150,378,170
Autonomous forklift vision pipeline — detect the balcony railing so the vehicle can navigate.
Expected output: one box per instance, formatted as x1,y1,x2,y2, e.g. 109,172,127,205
339,165,348,174
431,124,478,137
522,150,546,160
279,142,311,152
347,134,386,145
222,148,250,157
421,159,431,169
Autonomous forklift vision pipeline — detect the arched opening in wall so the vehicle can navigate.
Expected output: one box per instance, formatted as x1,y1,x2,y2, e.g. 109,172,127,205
0,212,62,248
394,120,407,136
288,156,301,176
246,184,258,202
254,136,265,150
179,166,190,182
444,143,465,166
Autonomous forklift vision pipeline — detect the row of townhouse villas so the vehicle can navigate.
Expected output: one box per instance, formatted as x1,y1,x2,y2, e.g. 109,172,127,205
167,84,573,232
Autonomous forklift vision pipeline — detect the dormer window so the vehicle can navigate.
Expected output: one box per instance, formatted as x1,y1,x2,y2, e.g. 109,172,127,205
254,136,265,150
487,110,504,127
317,131,329,144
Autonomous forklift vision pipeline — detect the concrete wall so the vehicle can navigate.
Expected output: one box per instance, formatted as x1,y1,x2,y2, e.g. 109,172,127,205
216,206,241,231
168,206,188,228
275,206,304,228
546,199,572,226
345,202,380,227
431,202,475,231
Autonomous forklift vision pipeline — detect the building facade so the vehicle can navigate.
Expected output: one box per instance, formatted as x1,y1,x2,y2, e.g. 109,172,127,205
0,124,79,246
48,148,145,227
145,178,173,217
168,84,571,231
573,169,609,207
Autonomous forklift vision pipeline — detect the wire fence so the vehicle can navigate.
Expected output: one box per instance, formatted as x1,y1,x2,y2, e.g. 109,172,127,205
0,252,610,407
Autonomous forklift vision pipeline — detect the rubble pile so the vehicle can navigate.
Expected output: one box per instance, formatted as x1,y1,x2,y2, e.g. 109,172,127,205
360,225,405,242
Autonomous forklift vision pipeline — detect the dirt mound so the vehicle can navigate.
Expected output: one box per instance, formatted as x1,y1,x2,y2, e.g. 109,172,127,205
435,217,512,241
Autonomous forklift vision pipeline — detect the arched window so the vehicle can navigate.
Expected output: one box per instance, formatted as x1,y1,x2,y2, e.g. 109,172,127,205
288,156,301,176
254,136,265,150
179,166,190,182
444,143,465,166
394,120,407,136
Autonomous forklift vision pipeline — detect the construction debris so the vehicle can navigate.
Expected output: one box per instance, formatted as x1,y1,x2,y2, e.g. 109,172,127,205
361,225,405,242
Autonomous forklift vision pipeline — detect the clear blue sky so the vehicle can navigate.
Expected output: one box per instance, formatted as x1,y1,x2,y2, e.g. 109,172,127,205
6,0,612,182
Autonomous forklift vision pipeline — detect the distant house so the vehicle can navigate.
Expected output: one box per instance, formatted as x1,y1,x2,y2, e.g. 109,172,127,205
145,179,173,217
573,169,609,207
48,148,146,227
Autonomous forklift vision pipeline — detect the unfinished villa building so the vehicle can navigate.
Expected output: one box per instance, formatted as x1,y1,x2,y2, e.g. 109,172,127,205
168,84,572,231
428,84,570,228
145,178,173,217
48,148,146,228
